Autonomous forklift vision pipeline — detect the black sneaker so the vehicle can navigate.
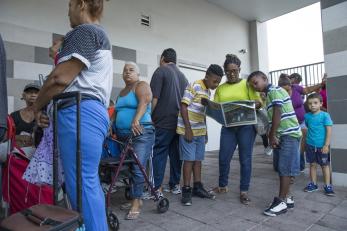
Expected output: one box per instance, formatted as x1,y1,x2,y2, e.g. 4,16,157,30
193,182,216,199
181,186,192,206
264,197,288,217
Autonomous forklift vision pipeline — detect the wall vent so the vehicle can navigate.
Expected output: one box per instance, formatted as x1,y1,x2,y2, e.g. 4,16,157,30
140,14,151,27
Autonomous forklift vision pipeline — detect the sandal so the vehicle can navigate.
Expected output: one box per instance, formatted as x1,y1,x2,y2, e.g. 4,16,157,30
240,192,251,205
125,210,140,220
212,186,228,194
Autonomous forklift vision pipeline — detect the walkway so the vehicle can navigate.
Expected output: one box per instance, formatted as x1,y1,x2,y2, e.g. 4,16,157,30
110,144,347,231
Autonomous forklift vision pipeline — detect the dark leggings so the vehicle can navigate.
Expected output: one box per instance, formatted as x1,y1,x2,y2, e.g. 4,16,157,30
261,134,269,148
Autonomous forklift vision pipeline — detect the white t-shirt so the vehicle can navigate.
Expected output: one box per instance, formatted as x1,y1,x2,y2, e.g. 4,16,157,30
57,24,113,107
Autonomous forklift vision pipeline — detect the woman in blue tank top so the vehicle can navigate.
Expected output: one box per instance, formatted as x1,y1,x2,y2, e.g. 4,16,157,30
113,62,154,220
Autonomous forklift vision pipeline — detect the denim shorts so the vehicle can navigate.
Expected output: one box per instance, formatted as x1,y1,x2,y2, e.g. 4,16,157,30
273,135,300,176
179,135,205,161
305,144,330,166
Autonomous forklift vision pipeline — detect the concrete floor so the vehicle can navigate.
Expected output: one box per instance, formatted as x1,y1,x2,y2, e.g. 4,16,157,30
109,144,347,231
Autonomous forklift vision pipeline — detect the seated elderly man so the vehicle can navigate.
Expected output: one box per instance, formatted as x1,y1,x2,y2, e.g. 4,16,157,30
10,82,40,151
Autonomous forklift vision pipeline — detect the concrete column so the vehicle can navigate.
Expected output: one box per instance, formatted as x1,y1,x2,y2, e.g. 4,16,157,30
249,21,269,74
321,0,347,186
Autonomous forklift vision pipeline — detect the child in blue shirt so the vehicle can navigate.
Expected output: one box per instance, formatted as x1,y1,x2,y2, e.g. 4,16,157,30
303,93,334,196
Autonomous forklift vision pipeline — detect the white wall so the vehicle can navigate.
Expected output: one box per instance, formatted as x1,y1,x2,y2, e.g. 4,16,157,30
1,0,252,151
0,0,251,72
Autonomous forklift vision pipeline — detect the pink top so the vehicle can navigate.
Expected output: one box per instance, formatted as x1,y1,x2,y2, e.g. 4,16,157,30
320,88,327,109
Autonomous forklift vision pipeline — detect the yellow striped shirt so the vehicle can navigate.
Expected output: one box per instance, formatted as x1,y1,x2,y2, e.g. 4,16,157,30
177,80,210,136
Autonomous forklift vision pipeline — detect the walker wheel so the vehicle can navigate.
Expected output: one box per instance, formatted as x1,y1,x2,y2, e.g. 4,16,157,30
124,187,132,200
157,197,169,213
108,211,120,231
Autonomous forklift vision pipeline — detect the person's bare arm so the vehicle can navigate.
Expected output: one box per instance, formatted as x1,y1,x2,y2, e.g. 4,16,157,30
180,103,193,143
132,82,152,135
34,58,84,127
303,83,321,95
322,126,332,154
269,106,281,148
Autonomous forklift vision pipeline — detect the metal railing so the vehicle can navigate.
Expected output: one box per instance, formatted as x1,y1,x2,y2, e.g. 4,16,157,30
269,62,325,87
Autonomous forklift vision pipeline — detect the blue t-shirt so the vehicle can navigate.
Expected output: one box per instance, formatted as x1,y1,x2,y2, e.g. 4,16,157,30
305,111,333,147
114,91,152,134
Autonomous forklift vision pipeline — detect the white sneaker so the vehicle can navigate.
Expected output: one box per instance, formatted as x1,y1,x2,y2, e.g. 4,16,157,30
264,147,273,156
141,190,164,200
264,197,287,217
163,184,181,195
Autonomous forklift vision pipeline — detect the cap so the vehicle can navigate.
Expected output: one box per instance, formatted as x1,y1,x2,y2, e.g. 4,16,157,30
23,82,41,92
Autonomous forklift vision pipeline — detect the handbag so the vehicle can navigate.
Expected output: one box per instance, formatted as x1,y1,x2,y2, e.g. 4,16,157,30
254,109,269,135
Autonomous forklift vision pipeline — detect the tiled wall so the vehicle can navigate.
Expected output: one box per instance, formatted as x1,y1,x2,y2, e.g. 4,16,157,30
321,0,347,186
1,22,160,112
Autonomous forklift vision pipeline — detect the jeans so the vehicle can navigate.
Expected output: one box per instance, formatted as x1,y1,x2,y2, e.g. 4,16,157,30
152,127,182,189
58,100,108,231
218,125,256,191
118,128,154,198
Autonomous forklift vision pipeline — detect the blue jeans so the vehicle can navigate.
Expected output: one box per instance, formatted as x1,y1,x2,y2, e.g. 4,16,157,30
218,125,256,191
152,128,182,189
58,100,108,231
117,128,154,198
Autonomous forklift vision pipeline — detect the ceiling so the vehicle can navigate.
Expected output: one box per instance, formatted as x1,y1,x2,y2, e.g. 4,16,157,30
207,0,320,22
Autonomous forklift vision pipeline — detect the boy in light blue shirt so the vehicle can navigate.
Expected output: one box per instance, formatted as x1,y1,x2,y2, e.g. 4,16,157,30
303,93,334,196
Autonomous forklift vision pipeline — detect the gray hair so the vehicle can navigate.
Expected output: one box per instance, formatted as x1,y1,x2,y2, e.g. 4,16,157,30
124,61,140,75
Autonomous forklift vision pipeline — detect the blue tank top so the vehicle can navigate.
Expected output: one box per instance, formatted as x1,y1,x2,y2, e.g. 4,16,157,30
114,91,152,133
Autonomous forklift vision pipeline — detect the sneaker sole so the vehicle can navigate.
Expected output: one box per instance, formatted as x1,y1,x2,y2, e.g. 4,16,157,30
263,209,287,217
171,191,182,195
304,189,318,192
325,193,336,197
182,202,192,206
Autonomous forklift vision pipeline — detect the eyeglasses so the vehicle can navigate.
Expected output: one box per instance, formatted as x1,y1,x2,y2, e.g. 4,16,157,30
225,69,239,75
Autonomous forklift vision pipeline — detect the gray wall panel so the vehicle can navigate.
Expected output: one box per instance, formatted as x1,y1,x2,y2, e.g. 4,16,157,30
328,100,347,124
7,78,34,98
4,41,35,62
321,0,347,9
326,75,347,101
112,46,136,62
323,26,347,54
35,47,53,65
331,148,347,173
